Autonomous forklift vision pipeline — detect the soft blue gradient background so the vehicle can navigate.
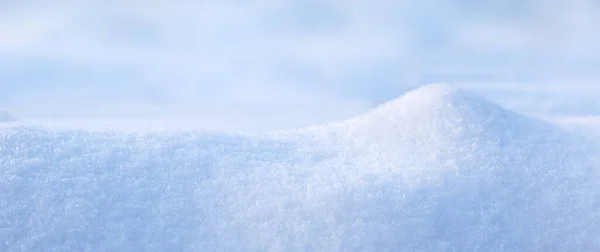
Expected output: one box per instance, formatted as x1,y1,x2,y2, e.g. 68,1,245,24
1,0,599,130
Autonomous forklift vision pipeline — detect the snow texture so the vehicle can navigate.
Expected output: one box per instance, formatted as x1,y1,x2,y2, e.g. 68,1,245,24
1,83,599,251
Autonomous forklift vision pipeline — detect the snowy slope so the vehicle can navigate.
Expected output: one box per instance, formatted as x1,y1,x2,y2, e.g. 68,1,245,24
1,83,599,251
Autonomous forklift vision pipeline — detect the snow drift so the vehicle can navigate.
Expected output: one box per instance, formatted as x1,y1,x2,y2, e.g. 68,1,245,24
1,83,599,251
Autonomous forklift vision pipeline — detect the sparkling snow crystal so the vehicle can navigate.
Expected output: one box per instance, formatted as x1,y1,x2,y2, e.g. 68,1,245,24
1,83,599,251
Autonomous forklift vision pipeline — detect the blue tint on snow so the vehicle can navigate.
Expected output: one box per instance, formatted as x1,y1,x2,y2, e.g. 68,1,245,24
1,84,599,251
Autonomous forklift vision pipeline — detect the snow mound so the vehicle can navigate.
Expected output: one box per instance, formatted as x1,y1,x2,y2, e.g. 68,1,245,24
1,83,599,251
0,110,16,122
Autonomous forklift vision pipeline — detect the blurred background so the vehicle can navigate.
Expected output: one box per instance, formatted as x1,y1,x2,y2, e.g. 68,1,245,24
1,0,599,131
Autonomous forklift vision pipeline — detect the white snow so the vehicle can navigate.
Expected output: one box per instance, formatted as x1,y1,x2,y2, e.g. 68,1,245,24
1,83,599,251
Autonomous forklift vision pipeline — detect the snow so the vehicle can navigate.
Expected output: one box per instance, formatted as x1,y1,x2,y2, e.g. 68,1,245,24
0,110,16,122
1,83,599,251
542,115,600,137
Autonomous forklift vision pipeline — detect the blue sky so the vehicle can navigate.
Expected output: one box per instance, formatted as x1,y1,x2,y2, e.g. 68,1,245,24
1,0,600,130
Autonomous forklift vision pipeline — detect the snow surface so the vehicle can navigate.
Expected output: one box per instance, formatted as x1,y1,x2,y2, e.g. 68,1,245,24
1,83,599,251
